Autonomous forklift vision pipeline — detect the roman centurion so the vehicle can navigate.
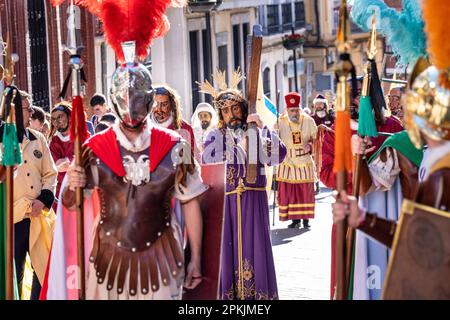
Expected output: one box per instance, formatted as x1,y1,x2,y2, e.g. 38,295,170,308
41,0,222,300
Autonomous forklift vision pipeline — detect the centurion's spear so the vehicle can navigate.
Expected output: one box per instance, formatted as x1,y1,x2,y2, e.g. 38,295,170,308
353,12,378,198
333,0,354,300
62,0,89,299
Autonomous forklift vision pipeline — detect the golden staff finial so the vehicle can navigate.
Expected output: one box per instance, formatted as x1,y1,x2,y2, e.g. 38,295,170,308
367,10,377,60
0,34,17,86
336,0,350,53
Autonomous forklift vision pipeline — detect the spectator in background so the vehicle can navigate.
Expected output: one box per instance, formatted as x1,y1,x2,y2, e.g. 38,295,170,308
41,120,51,140
29,106,46,132
89,93,110,128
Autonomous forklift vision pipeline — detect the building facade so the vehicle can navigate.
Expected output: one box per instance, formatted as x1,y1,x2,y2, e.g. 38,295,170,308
0,0,104,112
0,0,403,120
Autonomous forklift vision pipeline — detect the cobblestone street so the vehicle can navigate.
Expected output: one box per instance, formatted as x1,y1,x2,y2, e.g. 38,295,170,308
269,186,333,300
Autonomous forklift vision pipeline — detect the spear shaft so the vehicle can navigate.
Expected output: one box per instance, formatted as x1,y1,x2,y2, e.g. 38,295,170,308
66,1,85,299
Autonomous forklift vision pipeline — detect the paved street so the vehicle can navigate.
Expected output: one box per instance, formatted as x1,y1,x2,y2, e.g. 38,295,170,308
269,185,333,300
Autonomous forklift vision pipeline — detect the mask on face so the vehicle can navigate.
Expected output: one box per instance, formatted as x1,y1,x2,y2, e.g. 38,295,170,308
316,110,327,118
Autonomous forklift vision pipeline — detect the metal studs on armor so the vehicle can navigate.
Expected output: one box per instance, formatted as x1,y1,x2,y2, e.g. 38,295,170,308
106,231,111,236
89,256,94,262
142,288,148,294
118,288,123,294
130,289,135,295
152,285,157,290
107,284,112,290
172,270,177,276
157,232,162,237
98,278,103,283
132,247,137,252
177,262,182,267
99,220,104,225
146,242,151,247
166,222,170,227
163,278,168,285
117,241,122,247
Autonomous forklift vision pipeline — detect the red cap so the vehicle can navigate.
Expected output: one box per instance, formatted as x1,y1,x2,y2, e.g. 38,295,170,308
285,92,301,108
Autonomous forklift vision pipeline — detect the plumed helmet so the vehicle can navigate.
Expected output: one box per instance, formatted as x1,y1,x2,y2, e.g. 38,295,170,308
403,0,450,148
404,59,450,148
110,41,154,129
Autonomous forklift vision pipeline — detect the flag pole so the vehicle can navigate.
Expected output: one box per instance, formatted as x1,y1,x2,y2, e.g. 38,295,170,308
272,90,281,226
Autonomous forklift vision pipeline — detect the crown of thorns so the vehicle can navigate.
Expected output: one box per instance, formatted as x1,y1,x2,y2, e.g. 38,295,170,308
196,68,245,109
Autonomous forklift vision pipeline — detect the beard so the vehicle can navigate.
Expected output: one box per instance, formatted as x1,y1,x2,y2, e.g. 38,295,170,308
56,124,69,133
201,121,211,130
288,115,299,123
154,111,171,123
225,117,243,130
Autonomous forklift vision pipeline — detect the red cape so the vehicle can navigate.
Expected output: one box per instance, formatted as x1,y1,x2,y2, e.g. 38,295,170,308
87,126,180,176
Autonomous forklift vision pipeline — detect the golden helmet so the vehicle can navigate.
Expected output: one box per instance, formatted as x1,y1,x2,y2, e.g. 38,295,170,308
404,58,450,149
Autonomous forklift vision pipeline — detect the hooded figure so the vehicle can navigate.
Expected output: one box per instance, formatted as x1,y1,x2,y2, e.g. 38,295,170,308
191,102,218,155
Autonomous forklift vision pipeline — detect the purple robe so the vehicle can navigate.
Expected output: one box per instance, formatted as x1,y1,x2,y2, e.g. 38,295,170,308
203,126,287,300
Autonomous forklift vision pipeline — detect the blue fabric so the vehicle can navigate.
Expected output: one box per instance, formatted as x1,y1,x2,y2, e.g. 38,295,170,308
264,95,278,117
357,179,402,299
86,120,95,136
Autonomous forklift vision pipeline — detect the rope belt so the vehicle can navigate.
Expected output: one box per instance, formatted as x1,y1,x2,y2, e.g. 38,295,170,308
225,182,266,299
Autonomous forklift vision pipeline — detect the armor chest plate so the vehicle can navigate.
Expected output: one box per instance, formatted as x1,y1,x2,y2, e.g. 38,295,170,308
95,146,177,252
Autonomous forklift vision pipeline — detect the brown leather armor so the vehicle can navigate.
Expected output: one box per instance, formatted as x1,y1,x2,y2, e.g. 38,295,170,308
358,164,450,249
64,144,185,296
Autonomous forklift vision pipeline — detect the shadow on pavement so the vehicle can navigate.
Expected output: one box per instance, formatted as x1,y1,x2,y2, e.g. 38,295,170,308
271,227,310,246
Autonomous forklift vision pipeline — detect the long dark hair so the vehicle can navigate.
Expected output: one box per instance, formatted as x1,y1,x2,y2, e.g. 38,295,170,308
154,84,183,129
369,59,386,124
1,86,25,143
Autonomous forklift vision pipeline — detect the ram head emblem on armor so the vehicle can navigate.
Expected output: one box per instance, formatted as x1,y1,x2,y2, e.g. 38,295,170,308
123,155,150,186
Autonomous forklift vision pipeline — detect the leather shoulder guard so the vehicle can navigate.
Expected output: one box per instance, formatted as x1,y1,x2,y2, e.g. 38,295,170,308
416,168,450,212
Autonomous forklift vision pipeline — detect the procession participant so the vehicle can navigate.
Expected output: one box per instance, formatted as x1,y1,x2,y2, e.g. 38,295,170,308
311,93,334,128
200,70,287,300
332,58,450,297
49,102,73,202
150,84,197,157
321,78,403,299
42,0,212,300
276,92,318,229
191,102,217,158
0,86,57,299
386,86,405,124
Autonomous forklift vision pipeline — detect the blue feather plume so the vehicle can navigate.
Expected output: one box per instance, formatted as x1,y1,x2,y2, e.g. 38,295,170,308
349,0,426,67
